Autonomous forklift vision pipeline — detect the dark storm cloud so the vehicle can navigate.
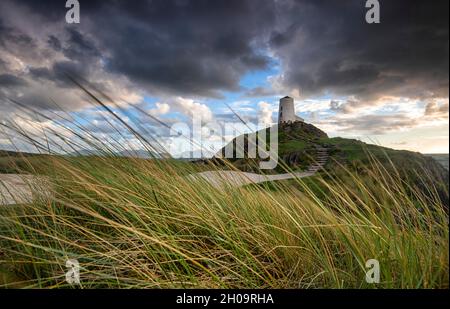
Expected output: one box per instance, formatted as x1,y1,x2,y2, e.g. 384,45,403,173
12,0,104,21
61,28,100,61
0,0,449,104
2,0,277,99
244,86,277,98
29,27,100,87
93,0,276,97
272,0,449,102
334,114,420,135
47,35,62,51
0,74,27,87
29,60,91,88
0,18,35,49
0,58,6,70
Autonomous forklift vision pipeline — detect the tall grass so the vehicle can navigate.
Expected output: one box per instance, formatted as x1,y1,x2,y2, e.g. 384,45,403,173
0,83,448,288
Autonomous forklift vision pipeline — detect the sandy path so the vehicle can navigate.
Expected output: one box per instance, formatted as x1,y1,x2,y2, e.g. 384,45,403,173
188,170,315,189
188,147,328,189
1,169,317,205
0,174,36,205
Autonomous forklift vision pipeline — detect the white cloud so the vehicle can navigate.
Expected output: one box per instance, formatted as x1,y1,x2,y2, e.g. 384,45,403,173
171,97,213,123
258,101,274,124
148,102,170,116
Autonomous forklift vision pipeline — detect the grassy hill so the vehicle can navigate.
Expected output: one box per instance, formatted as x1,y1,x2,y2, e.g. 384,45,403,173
212,121,449,207
214,122,447,175
212,121,328,173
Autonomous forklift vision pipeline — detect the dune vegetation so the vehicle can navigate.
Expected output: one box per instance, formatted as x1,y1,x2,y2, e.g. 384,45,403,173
0,85,448,289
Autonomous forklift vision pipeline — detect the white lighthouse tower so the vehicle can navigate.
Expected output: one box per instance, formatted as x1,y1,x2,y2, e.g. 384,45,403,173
278,96,304,124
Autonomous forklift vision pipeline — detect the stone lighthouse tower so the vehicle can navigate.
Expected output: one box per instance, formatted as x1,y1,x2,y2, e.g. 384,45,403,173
278,96,304,124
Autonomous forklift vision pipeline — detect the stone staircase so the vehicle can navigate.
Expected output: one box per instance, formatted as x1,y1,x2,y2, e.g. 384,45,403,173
307,146,329,173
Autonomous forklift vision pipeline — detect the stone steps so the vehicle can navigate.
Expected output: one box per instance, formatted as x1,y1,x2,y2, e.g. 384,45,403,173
306,146,330,173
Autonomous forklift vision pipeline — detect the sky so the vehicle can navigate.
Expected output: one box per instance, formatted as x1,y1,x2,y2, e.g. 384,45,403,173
0,0,448,156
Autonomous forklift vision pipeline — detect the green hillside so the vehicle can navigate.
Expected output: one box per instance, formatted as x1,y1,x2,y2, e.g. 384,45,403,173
213,121,449,207
215,122,445,174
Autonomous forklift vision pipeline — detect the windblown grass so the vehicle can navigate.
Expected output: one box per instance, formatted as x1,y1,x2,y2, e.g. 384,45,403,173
0,82,448,288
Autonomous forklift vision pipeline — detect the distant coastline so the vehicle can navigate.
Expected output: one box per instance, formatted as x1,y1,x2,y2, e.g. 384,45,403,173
425,153,449,170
